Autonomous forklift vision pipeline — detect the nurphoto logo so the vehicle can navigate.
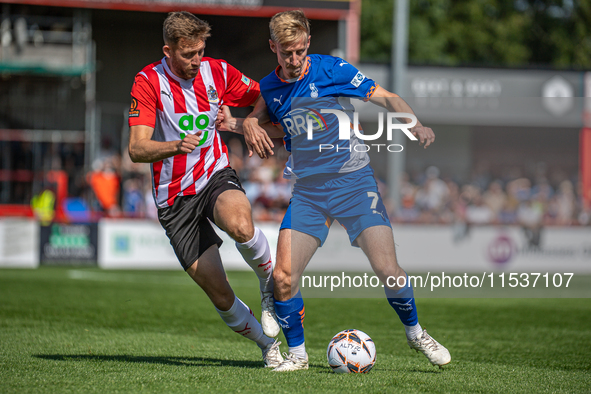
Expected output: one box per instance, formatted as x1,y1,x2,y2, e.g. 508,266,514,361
306,109,419,153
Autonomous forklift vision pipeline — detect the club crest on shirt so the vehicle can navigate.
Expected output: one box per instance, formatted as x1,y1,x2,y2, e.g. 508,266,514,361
310,83,319,98
207,85,219,103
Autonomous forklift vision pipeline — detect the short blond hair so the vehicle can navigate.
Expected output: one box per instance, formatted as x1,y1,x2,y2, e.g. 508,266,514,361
163,11,211,47
269,10,310,46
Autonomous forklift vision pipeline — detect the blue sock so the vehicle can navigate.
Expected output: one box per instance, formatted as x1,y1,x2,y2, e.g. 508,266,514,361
384,274,418,327
274,290,305,347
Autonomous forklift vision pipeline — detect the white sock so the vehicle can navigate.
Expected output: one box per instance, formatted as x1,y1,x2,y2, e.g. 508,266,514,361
235,227,273,293
404,323,423,340
216,296,274,349
288,342,307,359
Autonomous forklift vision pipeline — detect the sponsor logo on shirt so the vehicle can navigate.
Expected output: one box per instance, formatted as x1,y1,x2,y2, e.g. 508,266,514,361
129,97,140,118
178,114,210,146
350,71,365,88
241,75,252,93
274,95,283,106
282,108,327,137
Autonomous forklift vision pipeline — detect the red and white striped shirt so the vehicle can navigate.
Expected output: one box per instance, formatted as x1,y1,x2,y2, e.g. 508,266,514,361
129,57,260,208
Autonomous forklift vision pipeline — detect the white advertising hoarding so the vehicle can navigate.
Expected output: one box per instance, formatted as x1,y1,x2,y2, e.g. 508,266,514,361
91,219,591,273
0,218,39,268
97,219,279,270
310,224,591,273
98,219,178,269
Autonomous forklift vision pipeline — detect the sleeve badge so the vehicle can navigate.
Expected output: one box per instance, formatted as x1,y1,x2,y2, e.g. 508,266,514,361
350,71,366,88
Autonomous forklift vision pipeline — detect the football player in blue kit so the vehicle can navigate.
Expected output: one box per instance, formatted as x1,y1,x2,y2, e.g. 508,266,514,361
218,10,450,371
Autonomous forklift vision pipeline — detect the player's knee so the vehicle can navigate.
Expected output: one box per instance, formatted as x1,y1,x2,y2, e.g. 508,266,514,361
273,265,291,287
273,274,292,301
227,218,254,243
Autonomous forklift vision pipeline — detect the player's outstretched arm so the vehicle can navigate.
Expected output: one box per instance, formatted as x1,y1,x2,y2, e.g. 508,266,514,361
128,125,202,163
369,86,435,149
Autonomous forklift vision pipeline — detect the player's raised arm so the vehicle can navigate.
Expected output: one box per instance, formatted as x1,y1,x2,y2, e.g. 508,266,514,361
369,86,435,149
128,124,203,163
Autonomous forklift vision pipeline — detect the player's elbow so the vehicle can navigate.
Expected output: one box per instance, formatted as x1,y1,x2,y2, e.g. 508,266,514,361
128,144,143,163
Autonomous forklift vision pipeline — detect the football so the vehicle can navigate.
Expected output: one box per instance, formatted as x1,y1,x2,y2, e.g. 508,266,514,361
326,329,376,373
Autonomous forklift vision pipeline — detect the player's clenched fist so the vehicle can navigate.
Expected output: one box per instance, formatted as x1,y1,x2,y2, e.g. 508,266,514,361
177,132,203,154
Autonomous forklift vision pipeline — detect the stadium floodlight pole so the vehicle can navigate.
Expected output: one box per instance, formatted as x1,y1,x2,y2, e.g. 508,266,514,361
388,0,409,214
84,40,97,173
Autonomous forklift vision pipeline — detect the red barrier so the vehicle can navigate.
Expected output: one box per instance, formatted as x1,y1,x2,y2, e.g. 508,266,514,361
0,204,34,217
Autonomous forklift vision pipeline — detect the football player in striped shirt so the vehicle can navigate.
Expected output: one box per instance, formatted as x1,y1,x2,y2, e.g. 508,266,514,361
127,11,282,368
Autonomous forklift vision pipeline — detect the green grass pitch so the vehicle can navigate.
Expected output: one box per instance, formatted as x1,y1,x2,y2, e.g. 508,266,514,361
1,267,590,393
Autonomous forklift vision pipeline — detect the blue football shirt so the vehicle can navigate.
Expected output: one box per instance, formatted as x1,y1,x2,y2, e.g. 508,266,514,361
260,54,379,179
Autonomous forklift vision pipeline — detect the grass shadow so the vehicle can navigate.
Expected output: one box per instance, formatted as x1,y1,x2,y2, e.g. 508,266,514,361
36,355,361,373
35,354,262,369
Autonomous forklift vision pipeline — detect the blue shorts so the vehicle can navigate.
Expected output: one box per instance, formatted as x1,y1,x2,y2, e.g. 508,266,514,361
280,166,391,247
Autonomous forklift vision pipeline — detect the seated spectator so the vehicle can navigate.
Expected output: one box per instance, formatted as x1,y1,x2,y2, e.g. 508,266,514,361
466,194,494,225
482,180,507,222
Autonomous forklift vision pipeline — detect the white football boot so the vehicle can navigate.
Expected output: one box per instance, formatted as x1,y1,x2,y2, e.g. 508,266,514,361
407,329,451,368
272,352,309,372
262,340,283,368
260,291,281,337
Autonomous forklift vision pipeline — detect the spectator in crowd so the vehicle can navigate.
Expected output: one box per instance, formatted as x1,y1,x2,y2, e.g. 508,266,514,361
87,156,121,217
122,177,145,217
517,198,544,248
576,180,591,226
554,180,576,225
482,180,507,222
465,193,494,225
414,166,450,223
396,172,420,223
